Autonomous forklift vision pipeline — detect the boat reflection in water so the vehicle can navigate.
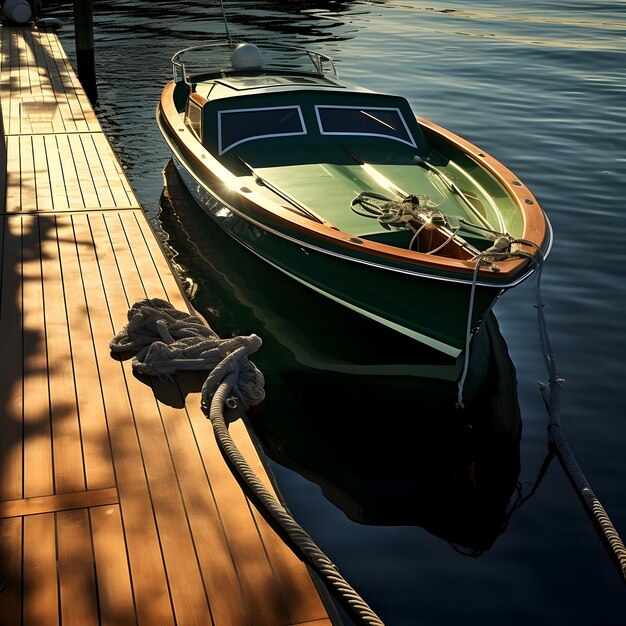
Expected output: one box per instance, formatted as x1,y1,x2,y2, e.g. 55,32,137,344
156,159,522,555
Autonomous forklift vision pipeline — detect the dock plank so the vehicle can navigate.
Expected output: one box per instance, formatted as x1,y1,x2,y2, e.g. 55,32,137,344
32,134,53,208
57,132,85,209
57,214,116,490
0,217,24,502
0,27,8,136
3,132,141,213
152,384,254,626
57,508,99,626
88,213,215,625
32,28,77,134
0,488,118,519
185,400,294,626
90,505,137,626
41,215,86,494
0,517,22,626
79,133,117,208
23,513,58,626
4,135,21,210
6,31,20,135
21,215,54,499
44,133,70,211
72,212,177,626
17,135,36,208
96,135,138,208
40,28,99,132
125,211,183,305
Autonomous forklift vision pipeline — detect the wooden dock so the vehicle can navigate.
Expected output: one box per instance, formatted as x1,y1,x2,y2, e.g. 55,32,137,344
0,23,334,626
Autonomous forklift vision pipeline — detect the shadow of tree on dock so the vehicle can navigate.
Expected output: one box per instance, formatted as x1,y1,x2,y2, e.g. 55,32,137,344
0,26,131,623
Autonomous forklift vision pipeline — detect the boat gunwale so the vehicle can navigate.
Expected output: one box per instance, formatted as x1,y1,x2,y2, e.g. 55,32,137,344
158,80,550,281
416,115,550,257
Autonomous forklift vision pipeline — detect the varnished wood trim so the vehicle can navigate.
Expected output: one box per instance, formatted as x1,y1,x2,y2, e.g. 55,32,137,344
189,92,209,107
0,487,119,518
417,115,548,247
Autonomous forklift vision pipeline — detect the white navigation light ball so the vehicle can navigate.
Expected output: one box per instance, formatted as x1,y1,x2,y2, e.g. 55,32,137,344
231,43,263,70
3,0,32,24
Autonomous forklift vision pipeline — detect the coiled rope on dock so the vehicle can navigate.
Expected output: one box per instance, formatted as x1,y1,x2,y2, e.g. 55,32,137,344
110,298,386,626
109,297,265,406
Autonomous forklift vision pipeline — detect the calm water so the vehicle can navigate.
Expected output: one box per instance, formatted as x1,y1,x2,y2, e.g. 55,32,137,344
50,1,626,623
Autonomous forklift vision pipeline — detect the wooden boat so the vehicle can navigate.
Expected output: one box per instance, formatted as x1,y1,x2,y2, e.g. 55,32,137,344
157,42,552,357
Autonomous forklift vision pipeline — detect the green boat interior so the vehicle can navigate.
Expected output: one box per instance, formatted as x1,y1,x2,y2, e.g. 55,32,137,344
174,70,525,258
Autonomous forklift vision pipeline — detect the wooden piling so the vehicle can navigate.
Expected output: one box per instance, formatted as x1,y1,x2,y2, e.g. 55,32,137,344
73,0,98,105
29,0,42,20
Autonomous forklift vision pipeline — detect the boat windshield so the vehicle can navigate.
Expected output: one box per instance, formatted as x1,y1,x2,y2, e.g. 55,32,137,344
218,105,307,154
315,105,416,147
172,43,338,86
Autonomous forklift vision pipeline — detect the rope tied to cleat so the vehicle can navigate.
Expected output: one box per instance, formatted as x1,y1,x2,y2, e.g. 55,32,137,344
351,190,473,254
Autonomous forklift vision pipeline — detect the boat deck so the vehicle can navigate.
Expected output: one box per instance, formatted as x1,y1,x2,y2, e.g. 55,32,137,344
0,23,334,626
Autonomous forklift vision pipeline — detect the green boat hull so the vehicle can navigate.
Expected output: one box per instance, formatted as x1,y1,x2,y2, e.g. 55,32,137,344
157,44,551,358
173,156,500,357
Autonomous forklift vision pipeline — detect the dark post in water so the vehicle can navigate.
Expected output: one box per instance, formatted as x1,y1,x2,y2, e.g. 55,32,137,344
29,0,42,19
73,0,98,105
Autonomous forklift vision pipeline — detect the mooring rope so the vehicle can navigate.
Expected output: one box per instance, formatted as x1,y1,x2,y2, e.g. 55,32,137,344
207,377,385,626
455,237,626,582
455,260,482,409
532,262,626,582
456,237,540,408
110,298,385,625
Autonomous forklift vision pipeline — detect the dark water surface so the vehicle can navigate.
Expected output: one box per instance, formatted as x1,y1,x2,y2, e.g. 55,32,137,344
49,1,625,624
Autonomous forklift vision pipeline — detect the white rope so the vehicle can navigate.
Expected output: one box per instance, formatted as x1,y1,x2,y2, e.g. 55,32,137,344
456,259,482,408
109,298,265,409
208,377,385,625
456,239,542,408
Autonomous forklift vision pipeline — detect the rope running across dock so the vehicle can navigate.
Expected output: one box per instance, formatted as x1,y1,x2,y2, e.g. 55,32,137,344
110,298,386,625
